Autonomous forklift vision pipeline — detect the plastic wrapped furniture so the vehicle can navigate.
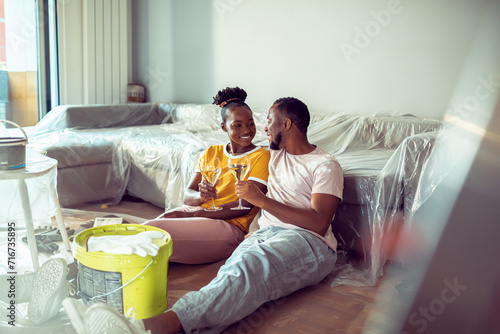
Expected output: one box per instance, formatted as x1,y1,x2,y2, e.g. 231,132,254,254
28,103,172,207
28,104,443,286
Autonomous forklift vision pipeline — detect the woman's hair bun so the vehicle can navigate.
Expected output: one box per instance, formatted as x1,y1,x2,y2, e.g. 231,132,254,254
212,87,247,107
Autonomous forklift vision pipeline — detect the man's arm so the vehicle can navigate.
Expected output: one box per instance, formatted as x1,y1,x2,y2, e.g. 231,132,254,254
235,181,340,235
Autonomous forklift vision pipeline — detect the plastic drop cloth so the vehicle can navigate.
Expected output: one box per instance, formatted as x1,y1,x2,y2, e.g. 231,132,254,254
0,149,60,230
26,103,447,286
323,115,445,286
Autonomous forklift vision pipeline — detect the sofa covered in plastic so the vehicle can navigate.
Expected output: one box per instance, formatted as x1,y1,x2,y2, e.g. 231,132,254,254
27,103,443,286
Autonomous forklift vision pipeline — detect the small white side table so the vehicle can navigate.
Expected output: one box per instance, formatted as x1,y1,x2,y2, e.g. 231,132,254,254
0,149,70,270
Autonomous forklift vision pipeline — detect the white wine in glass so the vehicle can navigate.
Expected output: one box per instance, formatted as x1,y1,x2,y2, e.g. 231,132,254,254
228,154,250,210
200,158,222,211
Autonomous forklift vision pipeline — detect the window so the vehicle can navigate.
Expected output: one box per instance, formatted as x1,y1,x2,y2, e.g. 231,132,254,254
1,0,58,126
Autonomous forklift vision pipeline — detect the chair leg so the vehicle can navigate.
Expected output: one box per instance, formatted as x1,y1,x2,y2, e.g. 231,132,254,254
49,182,71,252
19,178,39,270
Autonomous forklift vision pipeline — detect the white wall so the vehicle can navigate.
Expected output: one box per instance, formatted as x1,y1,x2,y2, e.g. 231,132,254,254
57,0,83,104
132,0,490,119
131,0,174,103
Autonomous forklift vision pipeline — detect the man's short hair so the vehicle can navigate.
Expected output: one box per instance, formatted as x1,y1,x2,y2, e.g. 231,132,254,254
273,97,310,133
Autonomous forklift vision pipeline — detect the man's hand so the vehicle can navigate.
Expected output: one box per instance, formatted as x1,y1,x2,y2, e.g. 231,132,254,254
235,181,266,208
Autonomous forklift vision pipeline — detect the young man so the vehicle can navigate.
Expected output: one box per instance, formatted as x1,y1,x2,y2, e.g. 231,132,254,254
64,97,344,334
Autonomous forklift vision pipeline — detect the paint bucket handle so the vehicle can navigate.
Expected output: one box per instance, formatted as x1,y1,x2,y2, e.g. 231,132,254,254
0,120,29,144
81,257,155,302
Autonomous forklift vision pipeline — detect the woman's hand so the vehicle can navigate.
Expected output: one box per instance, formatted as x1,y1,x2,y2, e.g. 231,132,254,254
198,179,219,203
159,211,196,219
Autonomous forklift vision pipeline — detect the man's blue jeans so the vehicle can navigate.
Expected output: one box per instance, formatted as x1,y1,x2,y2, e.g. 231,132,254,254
172,225,337,334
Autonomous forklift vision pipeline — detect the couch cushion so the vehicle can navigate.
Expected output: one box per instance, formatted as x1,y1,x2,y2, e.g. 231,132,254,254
169,104,222,132
337,149,397,206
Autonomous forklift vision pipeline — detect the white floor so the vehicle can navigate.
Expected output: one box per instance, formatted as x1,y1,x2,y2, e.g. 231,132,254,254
0,239,76,333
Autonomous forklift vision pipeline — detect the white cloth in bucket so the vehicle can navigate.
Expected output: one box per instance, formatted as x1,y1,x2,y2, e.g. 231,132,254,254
87,231,164,257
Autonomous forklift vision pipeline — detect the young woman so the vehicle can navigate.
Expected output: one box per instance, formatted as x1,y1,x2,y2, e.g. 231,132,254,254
144,87,270,264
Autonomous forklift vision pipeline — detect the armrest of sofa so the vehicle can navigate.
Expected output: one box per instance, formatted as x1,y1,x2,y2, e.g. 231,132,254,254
32,103,174,134
379,130,442,217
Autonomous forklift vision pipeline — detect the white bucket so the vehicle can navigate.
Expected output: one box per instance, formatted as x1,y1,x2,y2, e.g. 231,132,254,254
0,120,28,170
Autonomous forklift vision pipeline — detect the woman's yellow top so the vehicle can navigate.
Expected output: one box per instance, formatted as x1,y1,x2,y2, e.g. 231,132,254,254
196,144,270,233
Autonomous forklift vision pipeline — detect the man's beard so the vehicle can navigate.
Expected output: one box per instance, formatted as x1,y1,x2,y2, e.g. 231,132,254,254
269,132,282,150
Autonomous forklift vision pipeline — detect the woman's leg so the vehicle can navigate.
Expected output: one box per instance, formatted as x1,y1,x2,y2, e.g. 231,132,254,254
144,216,244,264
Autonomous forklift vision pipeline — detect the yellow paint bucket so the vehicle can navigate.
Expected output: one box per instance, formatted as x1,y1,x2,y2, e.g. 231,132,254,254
73,224,172,319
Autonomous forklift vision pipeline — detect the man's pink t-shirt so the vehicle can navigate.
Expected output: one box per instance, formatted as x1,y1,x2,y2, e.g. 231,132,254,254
258,146,344,250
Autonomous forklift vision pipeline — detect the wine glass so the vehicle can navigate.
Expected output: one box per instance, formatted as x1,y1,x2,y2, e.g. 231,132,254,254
200,158,222,211
228,154,251,210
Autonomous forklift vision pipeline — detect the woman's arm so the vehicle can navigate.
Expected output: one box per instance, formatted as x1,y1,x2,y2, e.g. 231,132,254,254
183,172,212,206
173,148,270,220
164,177,266,220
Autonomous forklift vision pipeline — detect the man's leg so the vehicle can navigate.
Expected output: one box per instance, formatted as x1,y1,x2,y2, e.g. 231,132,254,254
171,226,337,334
